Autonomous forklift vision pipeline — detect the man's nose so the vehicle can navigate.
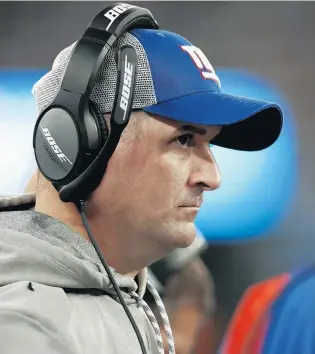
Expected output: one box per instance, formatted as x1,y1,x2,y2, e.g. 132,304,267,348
188,151,221,191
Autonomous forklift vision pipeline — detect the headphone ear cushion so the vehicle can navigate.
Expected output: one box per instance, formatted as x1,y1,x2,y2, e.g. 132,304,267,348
89,101,109,147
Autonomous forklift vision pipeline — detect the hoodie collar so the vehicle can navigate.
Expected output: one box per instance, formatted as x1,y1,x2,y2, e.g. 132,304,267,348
0,192,148,299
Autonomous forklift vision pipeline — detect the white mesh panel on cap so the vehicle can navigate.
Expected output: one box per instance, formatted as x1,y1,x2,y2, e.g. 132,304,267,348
32,32,157,115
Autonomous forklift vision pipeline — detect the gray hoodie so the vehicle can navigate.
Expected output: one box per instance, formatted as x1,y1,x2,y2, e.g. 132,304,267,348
0,193,174,354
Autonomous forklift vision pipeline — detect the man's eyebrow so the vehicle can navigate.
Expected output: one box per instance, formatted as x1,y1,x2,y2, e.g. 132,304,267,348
177,125,207,136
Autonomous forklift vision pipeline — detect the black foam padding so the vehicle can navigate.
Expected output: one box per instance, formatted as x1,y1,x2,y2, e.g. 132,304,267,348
90,101,109,146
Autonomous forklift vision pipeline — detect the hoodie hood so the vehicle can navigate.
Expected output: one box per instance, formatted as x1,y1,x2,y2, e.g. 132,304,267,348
0,197,146,302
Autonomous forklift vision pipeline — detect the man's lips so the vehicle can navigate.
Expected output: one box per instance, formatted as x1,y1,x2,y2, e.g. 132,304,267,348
179,197,203,208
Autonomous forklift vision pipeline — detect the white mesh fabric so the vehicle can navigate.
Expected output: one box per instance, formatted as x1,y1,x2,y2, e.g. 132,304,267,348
32,32,157,115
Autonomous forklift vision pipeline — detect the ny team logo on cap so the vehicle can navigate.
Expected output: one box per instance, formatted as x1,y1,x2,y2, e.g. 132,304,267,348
181,45,221,87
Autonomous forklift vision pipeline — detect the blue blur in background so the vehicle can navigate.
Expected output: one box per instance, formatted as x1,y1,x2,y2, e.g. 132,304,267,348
0,68,298,242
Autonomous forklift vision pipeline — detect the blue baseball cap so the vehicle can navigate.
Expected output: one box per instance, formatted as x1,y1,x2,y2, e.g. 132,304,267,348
33,28,283,151
132,28,283,151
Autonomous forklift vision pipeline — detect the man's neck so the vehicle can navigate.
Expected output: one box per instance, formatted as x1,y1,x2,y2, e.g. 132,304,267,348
35,190,144,277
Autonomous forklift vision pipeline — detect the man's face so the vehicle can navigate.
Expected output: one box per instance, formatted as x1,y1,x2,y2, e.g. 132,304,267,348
93,111,221,252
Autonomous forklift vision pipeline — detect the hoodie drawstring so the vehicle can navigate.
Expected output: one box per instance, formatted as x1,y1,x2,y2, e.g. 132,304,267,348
147,280,176,354
131,280,175,354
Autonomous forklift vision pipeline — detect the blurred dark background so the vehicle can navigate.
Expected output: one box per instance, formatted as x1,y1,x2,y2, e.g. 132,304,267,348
1,0,315,346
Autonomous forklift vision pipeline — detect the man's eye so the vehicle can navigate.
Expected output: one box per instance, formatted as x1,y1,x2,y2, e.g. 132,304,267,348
175,134,195,147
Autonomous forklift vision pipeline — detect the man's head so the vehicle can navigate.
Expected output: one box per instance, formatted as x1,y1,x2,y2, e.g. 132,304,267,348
32,27,283,271
35,109,220,257
89,110,221,251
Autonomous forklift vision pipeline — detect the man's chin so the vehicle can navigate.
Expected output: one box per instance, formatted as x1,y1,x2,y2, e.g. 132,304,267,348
170,222,197,249
177,206,200,221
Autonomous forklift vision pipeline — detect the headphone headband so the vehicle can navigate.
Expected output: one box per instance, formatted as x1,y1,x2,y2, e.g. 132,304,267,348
61,3,158,95
88,3,158,35
33,3,159,203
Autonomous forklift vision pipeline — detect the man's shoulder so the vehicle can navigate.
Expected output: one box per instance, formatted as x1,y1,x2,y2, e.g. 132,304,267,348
220,265,315,354
0,281,81,354
0,281,73,324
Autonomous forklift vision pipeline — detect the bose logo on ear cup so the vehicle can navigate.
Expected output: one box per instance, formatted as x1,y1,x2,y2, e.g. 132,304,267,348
40,125,73,165
104,3,135,31
120,55,134,121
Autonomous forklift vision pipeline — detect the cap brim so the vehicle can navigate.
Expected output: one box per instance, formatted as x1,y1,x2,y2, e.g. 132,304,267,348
143,91,283,151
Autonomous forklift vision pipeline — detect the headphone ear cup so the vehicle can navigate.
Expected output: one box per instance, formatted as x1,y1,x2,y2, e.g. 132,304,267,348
89,101,109,148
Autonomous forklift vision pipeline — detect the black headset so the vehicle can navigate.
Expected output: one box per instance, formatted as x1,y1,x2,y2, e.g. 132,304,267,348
32,4,160,354
33,2,159,204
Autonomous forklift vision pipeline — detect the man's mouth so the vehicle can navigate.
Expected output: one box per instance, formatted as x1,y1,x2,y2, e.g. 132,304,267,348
179,197,203,208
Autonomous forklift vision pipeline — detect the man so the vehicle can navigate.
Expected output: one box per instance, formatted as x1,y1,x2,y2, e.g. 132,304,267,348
0,5,283,354
7,165,215,354
8,165,214,354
